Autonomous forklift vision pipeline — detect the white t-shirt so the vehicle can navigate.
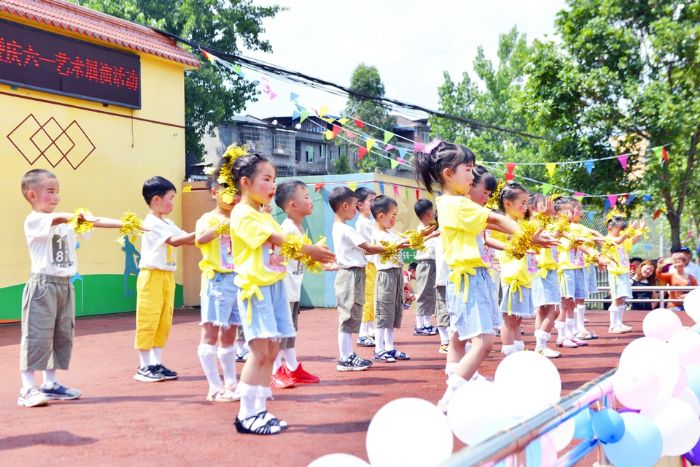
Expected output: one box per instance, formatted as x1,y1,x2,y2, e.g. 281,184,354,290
332,222,368,268
671,263,700,281
372,229,403,270
139,213,186,271
281,218,304,302
414,223,435,261
24,211,78,277
355,215,376,264
433,237,450,286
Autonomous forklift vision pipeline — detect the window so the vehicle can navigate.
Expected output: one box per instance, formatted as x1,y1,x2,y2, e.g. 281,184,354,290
272,129,295,156
420,129,430,142
319,144,327,160
305,145,314,163
240,126,265,152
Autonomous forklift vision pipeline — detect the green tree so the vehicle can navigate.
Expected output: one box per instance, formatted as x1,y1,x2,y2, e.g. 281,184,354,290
73,0,281,160
343,64,395,173
332,154,352,174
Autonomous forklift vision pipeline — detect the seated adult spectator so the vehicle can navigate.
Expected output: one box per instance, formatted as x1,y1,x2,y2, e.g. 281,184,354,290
632,260,658,311
630,257,643,274
656,252,698,310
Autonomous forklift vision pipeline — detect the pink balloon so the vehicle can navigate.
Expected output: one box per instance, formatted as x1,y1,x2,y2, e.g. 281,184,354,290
613,364,663,410
673,367,688,396
540,433,558,465
668,330,700,365
643,308,683,341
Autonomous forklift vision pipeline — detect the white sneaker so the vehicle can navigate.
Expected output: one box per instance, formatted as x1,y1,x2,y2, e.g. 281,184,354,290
17,387,49,407
207,388,241,402
536,346,561,358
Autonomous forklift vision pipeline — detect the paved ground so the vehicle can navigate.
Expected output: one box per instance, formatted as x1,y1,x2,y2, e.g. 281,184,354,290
0,307,683,466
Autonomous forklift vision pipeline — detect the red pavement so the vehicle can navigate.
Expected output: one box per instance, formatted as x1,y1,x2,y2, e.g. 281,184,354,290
0,308,681,466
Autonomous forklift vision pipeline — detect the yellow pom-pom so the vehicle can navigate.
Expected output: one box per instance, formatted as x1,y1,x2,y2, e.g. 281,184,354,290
486,180,506,210
551,214,570,236
68,208,94,235
402,230,426,251
119,211,144,241
208,216,230,236
280,234,305,261
378,240,401,264
504,220,539,260
532,212,553,231
224,144,248,161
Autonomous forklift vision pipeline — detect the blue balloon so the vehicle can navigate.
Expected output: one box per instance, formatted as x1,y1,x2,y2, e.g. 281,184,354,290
686,365,700,402
573,408,594,440
525,438,542,465
603,413,662,467
592,409,625,444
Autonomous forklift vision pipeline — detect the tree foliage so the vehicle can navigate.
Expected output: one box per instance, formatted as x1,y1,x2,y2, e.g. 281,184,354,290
332,154,352,174
73,0,281,160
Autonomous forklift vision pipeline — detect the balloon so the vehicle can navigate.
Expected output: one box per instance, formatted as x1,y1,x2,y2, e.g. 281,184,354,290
686,365,700,402
618,337,680,400
684,288,700,323
668,330,700,365
573,409,594,440
447,380,513,445
366,398,453,467
678,388,700,415
642,308,683,341
549,418,575,451
525,437,556,466
641,397,700,456
602,413,662,467
674,366,688,396
494,351,561,417
683,436,700,465
470,416,520,446
308,454,369,467
592,409,625,444
612,363,662,410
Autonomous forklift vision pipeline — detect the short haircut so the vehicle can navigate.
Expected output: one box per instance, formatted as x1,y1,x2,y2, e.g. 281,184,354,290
143,176,177,205
554,196,573,213
472,165,498,192
21,169,56,200
275,180,307,211
498,181,528,212
354,186,376,204
607,216,628,229
329,186,356,212
414,199,434,219
370,195,398,218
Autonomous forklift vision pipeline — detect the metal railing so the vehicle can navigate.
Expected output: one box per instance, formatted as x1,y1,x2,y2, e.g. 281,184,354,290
442,369,617,467
587,285,696,308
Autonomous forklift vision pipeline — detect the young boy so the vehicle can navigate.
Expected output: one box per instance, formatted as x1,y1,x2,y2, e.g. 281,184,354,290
195,168,241,401
371,195,411,363
19,169,123,407
413,199,439,336
354,187,377,347
271,180,321,387
330,186,384,371
606,216,644,332
433,236,451,354
135,176,195,382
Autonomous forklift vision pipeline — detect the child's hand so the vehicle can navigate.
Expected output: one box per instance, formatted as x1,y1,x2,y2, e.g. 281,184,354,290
306,245,336,263
420,224,437,237
533,231,559,248
323,262,340,272
398,240,411,249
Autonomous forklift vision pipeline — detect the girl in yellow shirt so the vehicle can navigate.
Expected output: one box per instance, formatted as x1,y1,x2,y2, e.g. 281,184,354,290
414,142,556,411
229,153,335,435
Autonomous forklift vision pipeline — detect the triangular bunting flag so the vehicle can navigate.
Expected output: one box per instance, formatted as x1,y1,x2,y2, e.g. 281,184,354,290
338,117,350,125
332,124,342,138
390,159,399,169
319,106,329,118
354,119,364,128
398,148,408,159
415,189,420,200
358,147,368,161
383,131,395,144
662,147,669,162
300,110,310,123
366,138,376,152
542,183,552,195
588,211,595,222
397,157,407,164
348,182,357,191
607,194,618,208
344,129,355,139
545,163,556,178
404,188,410,200
314,182,325,192
506,163,516,174
202,50,217,63
290,92,299,102
643,194,652,202
379,181,385,194
414,142,425,152
393,184,400,198
324,130,334,140
604,199,610,211
231,64,243,76
617,154,629,170
385,144,396,152
653,209,663,220
292,109,301,121
574,192,585,201
584,160,594,175
626,194,636,204
505,172,515,181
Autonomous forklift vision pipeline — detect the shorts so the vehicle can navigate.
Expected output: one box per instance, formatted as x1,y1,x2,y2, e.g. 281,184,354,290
532,270,561,308
238,281,295,343
362,262,377,323
335,267,365,333
447,268,501,340
560,269,588,300
500,284,534,317
375,267,403,329
135,269,175,350
586,265,599,295
20,274,74,371
435,285,450,328
415,260,436,317
608,272,632,299
200,272,241,328
280,302,300,349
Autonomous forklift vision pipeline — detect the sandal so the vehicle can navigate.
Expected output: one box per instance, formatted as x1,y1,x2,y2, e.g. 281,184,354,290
388,349,411,361
234,412,283,435
373,351,396,363
260,410,288,430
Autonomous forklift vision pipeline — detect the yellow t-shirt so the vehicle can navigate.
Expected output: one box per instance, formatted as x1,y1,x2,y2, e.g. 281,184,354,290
435,195,490,271
195,211,234,278
605,237,632,275
538,246,559,271
558,223,586,270
501,252,538,288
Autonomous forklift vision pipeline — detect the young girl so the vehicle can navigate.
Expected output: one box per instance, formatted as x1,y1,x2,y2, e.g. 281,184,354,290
229,153,335,435
414,142,555,410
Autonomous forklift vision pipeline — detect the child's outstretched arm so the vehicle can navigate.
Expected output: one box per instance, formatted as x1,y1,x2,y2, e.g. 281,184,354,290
50,212,74,226
166,232,196,247
267,232,336,264
484,237,505,251
196,225,224,246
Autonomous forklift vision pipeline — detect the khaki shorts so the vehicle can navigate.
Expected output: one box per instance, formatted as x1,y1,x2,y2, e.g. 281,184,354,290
375,267,403,329
415,259,436,317
435,285,450,328
335,267,365,333
20,274,74,371
280,301,300,349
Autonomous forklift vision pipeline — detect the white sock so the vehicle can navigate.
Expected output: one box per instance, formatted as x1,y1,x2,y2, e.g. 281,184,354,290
150,347,163,365
565,319,576,338
237,382,258,419
534,329,548,348
272,352,283,373
20,370,36,390
616,306,624,327
217,346,238,388
609,307,617,328
554,320,565,337
139,350,151,368
42,369,57,387
368,321,375,336
338,332,353,359
514,340,524,352
575,305,586,332
439,374,468,408
360,321,369,337
385,328,395,351
234,340,246,355
424,316,433,328
254,385,269,414
445,362,458,376
375,328,386,353
501,344,515,356
437,326,449,344
282,348,299,372
198,344,222,392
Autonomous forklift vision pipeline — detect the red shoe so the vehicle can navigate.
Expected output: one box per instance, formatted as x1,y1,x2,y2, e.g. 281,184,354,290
270,366,295,389
289,362,320,384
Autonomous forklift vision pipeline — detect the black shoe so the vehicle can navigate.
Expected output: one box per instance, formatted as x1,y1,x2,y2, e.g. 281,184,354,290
134,365,165,382
235,411,283,435
153,364,178,380
336,353,372,372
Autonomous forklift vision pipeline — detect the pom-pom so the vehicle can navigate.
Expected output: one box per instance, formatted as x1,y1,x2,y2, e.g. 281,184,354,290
551,214,570,236
68,208,94,235
208,216,230,236
486,180,506,210
379,240,401,264
299,236,328,274
119,211,144,241
532,212,553,231
215,144,248,202
504,220,539,260
605,208,627,222
280,234,305,260
402,230,426,251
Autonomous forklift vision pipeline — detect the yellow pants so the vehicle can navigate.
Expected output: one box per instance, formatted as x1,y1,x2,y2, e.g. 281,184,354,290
362,262,377,323
135,269,175,350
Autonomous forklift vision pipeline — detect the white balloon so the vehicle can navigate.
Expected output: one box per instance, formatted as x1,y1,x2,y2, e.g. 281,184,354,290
642,308,683,341
308,454,369,467
619,337,680,400
641,397,700,456
447,380,512,445
366,398,453,467
678,388,700,415
684,288,700,324
494,351,561,417
668,329,700,365
613,363,663,410
549,418,576,452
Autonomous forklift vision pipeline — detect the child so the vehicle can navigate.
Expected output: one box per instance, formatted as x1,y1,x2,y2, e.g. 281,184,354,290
498,182,539,355
413,199,439,336
19,169,123,407
371,196,413,362
413,143,555,410
606,216,644,331
271,180,321,387
354,187,378,347
433,235,451,354
135,177,195,382
230,153,334,434
330,186,386,371
195,161,242,402
656,253,698,310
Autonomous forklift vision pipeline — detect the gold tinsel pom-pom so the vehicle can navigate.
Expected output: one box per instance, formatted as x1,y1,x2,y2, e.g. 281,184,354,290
402,230,426,251
379,240,401,264
532,212,552,231
280,234,305,261
68,208,94,235
208,216,230,236
215,144,249,202
601,239,618,258
622,225,649,240
119,211,144,241
299,236,327,274
504,220,538,260
551,214,570,236
486,180,506,210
